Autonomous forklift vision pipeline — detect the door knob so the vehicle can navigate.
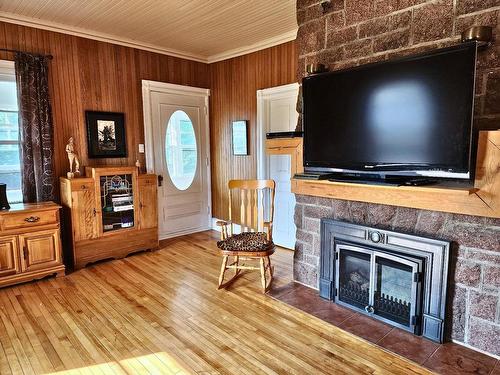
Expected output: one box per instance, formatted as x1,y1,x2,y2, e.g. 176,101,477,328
158,175,163,187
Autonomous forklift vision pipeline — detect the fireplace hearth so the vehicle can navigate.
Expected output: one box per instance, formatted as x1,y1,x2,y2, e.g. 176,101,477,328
320,220,450,342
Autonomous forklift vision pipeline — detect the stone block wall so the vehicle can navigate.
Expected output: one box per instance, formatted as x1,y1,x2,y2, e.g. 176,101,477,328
296,0,500,132
293,0,500,356
294,195,500,355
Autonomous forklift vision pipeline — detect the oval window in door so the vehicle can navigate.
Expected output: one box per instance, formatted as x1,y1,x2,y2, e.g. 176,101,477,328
165,110,197,190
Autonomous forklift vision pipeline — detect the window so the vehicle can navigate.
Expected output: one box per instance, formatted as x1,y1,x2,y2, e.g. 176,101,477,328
165,110,197,191
0,60,21,203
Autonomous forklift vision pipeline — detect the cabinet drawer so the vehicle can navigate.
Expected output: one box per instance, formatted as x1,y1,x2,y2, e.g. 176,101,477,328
2,209,58,230
70,178,94,191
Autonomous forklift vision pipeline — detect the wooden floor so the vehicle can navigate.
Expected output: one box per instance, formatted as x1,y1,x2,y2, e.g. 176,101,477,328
0,230,434,375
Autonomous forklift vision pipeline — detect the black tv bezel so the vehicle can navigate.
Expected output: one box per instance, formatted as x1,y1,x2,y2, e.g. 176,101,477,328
302,42,478,180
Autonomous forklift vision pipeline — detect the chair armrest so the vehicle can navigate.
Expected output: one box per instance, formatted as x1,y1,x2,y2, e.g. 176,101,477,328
216,221,232,240
263,222,273,241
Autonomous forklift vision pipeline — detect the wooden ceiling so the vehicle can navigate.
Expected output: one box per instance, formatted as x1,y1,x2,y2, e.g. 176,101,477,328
0,0,297,62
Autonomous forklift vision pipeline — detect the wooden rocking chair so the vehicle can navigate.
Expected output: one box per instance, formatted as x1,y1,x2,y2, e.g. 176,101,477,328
216,179,276,293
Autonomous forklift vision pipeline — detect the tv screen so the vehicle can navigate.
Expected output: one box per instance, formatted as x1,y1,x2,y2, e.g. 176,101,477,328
303,43,477,179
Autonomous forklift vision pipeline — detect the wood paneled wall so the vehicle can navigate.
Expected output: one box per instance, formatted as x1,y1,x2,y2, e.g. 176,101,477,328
209,41,297,219
0,21,296,216
0,21,209,194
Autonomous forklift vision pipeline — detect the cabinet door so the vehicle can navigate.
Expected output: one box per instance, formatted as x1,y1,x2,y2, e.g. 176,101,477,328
0,236,20,277
138,176,158,229
19,229,61,272
72,184,98,241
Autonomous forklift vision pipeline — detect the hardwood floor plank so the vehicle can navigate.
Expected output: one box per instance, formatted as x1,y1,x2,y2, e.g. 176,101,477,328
0,290,51,374
0,230,434,375
0,292,37,374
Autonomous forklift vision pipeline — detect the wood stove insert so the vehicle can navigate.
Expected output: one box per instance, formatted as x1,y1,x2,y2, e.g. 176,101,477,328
320,220,450,343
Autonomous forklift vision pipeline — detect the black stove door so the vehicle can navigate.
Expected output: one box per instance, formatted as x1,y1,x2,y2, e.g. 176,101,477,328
372,251,422,332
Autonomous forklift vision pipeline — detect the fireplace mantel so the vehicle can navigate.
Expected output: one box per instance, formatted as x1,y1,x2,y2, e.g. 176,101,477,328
291,130,500,218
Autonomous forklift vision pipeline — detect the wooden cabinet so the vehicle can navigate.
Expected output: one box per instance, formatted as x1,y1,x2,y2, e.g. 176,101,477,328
138,175,158,230
0,237,20,277
0,202,65,288
19,229,61,272
63,178,99,241
60,167,159,269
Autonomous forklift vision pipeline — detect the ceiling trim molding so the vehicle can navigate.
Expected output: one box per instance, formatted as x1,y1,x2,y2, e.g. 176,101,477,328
0,12,297,64
0,12,207,62
206,29,298,63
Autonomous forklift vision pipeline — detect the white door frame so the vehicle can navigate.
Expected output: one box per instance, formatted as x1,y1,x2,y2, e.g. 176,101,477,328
256,82,299,179
142,80,212,238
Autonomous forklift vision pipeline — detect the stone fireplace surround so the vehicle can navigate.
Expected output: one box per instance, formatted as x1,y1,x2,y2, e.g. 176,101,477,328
294,0,500,357
293,195,500,356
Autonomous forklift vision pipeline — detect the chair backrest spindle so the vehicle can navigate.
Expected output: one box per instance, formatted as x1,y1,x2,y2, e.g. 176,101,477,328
227,179,275,239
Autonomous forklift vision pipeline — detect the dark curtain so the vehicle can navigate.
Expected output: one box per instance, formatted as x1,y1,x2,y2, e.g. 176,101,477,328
15,52,55,202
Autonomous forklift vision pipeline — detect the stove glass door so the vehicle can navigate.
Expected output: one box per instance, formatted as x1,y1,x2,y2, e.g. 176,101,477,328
373,251,420,329
335,244,422,333
336,246,372,310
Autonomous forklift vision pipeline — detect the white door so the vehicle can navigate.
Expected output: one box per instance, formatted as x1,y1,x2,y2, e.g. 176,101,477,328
270,154,296,249
143,81,211,239
257,83,299,249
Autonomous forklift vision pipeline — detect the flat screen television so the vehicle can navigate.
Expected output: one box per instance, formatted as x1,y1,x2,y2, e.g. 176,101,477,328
302,42,478,180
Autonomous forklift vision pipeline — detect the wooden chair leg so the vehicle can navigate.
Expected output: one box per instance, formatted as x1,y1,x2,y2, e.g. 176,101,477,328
218,255,228,289
267,256,274,278
234,256,239,276
259,257,267,293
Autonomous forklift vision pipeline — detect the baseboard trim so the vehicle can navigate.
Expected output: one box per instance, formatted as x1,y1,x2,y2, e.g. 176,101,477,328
159,226,211,240
450,339,500,360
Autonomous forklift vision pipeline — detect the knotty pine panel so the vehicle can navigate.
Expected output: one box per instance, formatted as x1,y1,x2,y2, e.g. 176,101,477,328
0,21,209,199
209,41,297,219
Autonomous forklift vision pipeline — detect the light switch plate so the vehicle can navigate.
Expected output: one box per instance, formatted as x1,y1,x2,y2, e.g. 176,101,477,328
138,144,145,153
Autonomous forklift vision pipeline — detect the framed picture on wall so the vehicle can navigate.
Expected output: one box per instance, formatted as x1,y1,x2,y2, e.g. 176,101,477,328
86,111,127,158
232,120,248,155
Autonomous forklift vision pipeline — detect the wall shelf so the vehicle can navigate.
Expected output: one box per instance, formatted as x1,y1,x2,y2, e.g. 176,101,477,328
277,131,499,218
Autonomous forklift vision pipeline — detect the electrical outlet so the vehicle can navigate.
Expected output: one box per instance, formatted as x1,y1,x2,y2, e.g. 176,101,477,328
138,144,145,153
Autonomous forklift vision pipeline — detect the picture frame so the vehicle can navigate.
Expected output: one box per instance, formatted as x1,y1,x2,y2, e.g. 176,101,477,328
85,111,127,158
232,120,248,155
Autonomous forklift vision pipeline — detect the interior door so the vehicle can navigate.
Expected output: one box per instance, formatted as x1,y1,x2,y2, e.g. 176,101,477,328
269,154,296,249
257,83,299,249
150,90,210,239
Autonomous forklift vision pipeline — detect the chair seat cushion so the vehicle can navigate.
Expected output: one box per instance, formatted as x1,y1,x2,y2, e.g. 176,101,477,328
217,232,274,252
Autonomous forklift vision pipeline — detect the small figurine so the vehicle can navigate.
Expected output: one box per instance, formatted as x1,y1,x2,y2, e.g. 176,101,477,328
66,137,80,179
135,159,141,174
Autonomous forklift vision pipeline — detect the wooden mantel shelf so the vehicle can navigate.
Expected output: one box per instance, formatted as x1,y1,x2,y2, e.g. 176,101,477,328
266,131,500,219
292,178,498,218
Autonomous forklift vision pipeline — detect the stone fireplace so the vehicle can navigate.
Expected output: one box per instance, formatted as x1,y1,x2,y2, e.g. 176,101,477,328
294,0,500,357
293,196,500,356
319,220,450,342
